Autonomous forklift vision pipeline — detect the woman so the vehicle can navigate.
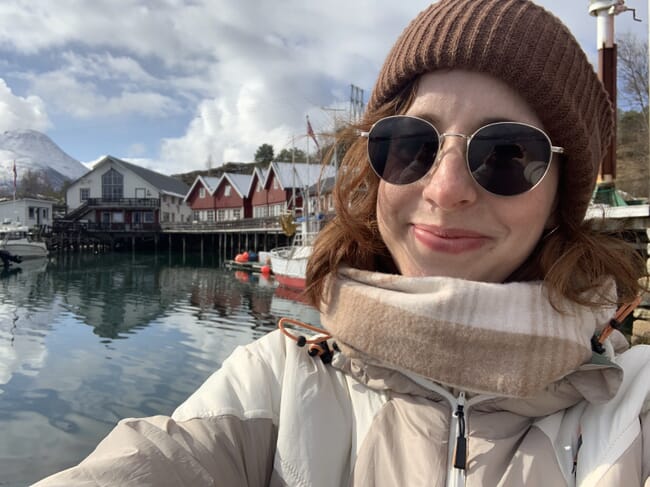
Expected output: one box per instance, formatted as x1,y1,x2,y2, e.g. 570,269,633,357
35,0,650,486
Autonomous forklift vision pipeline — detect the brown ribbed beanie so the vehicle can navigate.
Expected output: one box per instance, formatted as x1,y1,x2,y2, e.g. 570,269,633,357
367,0,614,224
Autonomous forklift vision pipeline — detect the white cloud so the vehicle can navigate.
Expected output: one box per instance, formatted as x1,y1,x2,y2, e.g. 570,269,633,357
60,51,158,85
0,78,50,132
29,71,180,118
127,142,147,157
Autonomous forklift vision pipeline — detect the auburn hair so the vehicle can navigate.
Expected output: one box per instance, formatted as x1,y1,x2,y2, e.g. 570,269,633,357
304,78,646,311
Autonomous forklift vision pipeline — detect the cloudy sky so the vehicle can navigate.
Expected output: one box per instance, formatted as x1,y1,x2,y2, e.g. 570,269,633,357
0,0,648,174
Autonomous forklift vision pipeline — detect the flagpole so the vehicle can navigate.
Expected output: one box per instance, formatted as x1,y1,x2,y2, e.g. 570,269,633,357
305,116,310,221
291,135,296,216
12,160,17,201
12,160,18,224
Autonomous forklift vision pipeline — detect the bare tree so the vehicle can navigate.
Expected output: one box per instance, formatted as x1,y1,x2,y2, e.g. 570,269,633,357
617,32,648,130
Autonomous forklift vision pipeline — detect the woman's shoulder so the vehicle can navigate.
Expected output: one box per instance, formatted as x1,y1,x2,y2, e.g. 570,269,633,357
172,329,341,423
577,344,650,485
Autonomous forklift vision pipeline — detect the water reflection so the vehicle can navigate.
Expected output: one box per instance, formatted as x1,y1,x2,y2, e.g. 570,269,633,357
0,251,320,487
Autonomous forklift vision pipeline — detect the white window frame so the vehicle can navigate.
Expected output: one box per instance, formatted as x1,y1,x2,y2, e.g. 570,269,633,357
224,185,231,197
199,188,206,198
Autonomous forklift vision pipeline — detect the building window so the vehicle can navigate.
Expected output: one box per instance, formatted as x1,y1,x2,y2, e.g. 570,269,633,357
102,169,124,200
43,209,49,219
232,208,241,220
29,207,35,219
207,210,215,222
80,188,90,201
199,188,206,198
171,213,175,222
217,209,225,221
143,211,154,223
162,212,170,222
112,211,124,223
257,182,262,192
273,178,279,190
224,185,231,197
192,210,200,222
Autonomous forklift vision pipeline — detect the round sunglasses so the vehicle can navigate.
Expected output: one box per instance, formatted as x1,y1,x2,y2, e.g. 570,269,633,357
360,115,564,196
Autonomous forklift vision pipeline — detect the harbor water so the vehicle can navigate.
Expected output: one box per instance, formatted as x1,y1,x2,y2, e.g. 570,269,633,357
0,251,320,487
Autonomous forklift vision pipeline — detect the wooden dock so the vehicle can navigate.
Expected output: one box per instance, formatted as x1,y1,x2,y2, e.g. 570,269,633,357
224,259,273,275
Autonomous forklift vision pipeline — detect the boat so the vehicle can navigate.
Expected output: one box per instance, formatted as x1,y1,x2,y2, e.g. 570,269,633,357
0,222,48,259
268,121,334,290
269,215,321,290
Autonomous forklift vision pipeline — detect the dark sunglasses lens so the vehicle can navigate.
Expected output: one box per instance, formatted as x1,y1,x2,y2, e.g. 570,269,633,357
368,117,439,185
467,123,552,196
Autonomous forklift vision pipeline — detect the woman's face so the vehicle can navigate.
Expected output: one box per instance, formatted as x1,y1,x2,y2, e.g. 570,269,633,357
376,70,559,281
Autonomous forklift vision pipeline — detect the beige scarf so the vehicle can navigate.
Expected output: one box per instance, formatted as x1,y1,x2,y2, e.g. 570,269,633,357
320,267,616,398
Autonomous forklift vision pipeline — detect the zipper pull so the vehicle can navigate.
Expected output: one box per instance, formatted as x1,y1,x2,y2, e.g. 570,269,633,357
453,392,467,470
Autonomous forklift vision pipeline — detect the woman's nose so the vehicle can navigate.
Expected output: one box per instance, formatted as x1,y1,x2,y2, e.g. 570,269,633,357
420,137,479,210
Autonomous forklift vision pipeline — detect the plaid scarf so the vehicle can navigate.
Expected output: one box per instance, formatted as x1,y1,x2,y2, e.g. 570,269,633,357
320,267,615,398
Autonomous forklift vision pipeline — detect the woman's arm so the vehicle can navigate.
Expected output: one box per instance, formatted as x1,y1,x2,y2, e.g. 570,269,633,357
32,414,277,487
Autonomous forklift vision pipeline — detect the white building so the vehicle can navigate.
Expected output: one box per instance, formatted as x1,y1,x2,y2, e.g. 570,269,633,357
0,198,55,227
66,156,191,225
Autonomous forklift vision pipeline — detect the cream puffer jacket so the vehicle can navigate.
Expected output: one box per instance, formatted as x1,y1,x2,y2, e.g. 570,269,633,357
33,329,650,487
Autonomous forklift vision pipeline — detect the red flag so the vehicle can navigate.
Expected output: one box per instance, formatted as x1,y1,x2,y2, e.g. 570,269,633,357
306,116,320,150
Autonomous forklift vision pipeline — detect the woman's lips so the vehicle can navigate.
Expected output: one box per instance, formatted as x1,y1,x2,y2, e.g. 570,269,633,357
412,224,490,254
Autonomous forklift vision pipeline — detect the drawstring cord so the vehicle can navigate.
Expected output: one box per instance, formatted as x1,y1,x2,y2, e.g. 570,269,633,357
592,294,642,353
277,317,337,364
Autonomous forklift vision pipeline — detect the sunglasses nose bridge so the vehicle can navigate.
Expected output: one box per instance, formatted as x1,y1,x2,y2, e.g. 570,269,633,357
436,132,471,166
439,132,471,147
420,132,472,183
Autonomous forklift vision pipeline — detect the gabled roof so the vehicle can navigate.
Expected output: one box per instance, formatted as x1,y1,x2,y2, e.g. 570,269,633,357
268,162,336,191
184,175,223,202
202,176,221,193
252,167,267,184
92,156,190,197
221,173,253,199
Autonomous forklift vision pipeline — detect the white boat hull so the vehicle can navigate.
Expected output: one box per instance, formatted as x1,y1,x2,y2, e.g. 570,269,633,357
2,241,48,259
269,245,312,289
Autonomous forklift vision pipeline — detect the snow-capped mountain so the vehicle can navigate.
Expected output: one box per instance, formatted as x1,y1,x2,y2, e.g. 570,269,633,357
0,129,88,190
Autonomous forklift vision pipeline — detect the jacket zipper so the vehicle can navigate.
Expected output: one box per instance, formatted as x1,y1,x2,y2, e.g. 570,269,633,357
395,369,496,487
448,391,467,487
453,392,467,469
